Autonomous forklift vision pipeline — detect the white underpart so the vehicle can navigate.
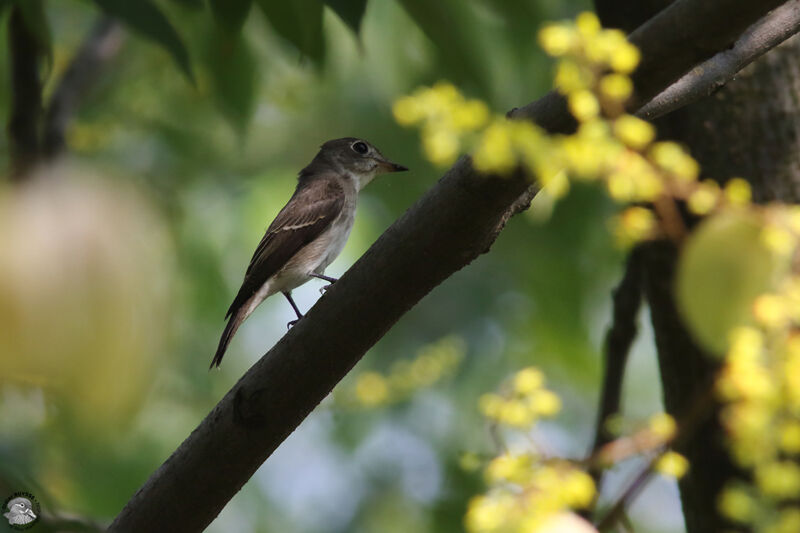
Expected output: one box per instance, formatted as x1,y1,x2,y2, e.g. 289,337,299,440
240,169,375,321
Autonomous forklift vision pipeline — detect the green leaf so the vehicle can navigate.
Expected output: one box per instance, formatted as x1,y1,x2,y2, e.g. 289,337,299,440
323,0,367,35
204,28,258,133
254,0,324,63
0,0,13,17
676,212,786,355
210,0,252,33
92,0,194,81
396,0,489,91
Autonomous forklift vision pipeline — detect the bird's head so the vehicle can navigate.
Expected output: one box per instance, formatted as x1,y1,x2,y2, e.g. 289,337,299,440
302,137,408,190
5,497,36,520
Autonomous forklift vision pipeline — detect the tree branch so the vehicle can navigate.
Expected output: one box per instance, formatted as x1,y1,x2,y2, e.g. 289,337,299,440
638,0,800,120
43,16,125,159
588,249,643,483
7,5,43,180
108,1,791,531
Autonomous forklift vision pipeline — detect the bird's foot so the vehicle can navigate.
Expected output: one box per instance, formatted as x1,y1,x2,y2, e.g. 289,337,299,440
287,318,300,329
319,284,334,295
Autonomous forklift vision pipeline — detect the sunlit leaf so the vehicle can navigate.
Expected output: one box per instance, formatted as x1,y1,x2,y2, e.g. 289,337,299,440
210,0,252,33
676,212,785,355
204,28,258,133
323,0,368,35
254,0,324,63
92,0,194,81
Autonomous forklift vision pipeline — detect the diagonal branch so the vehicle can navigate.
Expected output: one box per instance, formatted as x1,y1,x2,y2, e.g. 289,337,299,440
638,0,800,120
108,0,790,531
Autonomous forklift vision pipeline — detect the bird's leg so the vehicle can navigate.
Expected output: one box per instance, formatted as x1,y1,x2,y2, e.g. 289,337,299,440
283,291,303,329
310,273,338,294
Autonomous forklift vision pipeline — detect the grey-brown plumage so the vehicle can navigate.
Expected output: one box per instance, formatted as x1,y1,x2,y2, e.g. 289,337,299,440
211,138,407,368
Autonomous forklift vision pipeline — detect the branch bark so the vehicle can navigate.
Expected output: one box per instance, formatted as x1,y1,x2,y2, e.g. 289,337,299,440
638,0,800,120
109,1,792,531
589,249,643,479
7,5,44,180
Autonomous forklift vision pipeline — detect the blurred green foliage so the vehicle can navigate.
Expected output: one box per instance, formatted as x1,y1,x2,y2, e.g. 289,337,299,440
0,1,685,532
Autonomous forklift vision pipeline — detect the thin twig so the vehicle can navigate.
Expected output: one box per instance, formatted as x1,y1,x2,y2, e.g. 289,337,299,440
7,5,43,179
588,249,643,486
638,0,800,120
43,16,125,159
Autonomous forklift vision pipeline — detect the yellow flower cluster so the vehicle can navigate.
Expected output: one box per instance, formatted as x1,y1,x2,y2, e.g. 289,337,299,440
394,11,800,532
716,319,800,529
464,368,595,532
466,457,595,533
478,367,562,428
393,82,490,166
337,336,465,408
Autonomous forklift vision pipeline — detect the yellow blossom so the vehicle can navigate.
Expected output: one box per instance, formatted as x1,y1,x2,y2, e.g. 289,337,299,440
613,115,655,150
452,100,490,131
727,326,764,363
528,390,562,417
649,141,699,181
499,399,535,427
568,90,600,122
575,12,601,37
719,485,756,523
655,451,689,479
761,224,796,256
613,206,656,247
724,177,752,206
560,470,596,507
423,127,460,167
755,461,800,499
599,73,633,103
479,393,504,419
486,453,534,484
778,421,800,453
753,293,789,330
513,367,545,395
539,24,577,56
687,181,720,215
465,493,514,532
392,96,424,126
649,412,678,440
610,41,640,73
554,60,592,93
473,120,517,175
355,372,389,406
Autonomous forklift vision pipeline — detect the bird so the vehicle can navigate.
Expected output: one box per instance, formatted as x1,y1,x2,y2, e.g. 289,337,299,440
4,497,37,526
211,137,408,368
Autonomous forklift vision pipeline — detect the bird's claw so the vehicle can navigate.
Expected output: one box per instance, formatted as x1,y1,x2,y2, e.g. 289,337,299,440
319,284,333,295
287,319,300,329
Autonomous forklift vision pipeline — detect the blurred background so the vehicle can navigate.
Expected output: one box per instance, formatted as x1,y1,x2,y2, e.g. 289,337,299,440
0,0,685,531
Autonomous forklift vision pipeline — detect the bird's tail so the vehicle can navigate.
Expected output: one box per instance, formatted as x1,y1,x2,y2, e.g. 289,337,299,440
210,309,246,369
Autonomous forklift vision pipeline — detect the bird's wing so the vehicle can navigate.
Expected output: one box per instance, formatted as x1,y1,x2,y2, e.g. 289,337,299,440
225,176,345,319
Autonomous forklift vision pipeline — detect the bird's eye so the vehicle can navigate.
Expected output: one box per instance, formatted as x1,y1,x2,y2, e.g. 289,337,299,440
351,141,369,154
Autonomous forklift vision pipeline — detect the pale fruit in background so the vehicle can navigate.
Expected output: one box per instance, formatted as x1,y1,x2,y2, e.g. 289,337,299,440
676,211,786,355
0,167,175,428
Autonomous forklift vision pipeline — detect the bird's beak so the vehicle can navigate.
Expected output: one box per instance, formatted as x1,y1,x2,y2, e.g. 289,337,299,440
377,159,409,173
